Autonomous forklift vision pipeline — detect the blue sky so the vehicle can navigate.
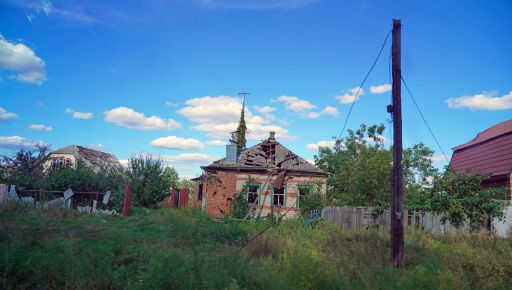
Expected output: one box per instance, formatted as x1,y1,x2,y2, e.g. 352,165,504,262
1,0,511,179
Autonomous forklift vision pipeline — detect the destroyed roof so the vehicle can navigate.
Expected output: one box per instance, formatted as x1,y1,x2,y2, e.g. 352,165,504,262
203,137,325,175
50,145,121,172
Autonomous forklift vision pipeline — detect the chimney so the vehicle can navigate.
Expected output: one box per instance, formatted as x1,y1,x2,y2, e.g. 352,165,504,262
226,143,237,164
269,131,276,141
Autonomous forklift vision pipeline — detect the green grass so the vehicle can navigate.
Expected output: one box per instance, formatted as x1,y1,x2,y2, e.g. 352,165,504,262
1,207,511,289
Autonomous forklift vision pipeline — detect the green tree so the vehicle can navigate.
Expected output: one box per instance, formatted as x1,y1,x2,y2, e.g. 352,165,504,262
0,145,49,189
236,97,247,152
163,167,180,190
314,123,437,207
45,160,98,191
298,181,325,217
229,178,255,219
126,154,178,208
428,169,507,231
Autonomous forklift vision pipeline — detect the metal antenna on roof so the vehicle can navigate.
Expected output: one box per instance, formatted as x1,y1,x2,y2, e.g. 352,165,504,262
238,92,249,103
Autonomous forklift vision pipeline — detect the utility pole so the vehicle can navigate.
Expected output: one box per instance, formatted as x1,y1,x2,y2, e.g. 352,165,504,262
390,18,404,268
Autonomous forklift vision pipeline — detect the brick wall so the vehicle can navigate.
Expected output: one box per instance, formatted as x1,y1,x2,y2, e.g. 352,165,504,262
203,171,326,219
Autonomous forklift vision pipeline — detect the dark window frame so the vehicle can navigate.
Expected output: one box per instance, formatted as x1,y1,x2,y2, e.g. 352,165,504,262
272,186,286,207
297,185,313,207
246,183,261,205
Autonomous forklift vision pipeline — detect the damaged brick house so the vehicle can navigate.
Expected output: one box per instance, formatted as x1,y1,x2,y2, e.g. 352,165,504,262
192,131,327,219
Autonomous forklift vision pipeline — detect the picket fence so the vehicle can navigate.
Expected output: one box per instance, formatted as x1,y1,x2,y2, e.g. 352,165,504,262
321,206,512,238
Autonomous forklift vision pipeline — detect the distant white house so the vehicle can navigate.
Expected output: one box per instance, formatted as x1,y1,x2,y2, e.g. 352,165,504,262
43,145,121,173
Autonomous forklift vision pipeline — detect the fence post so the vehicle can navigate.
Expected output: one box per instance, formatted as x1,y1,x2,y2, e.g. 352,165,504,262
122,185,132,216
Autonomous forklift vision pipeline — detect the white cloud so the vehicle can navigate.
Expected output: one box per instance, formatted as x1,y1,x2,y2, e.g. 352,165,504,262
274,95,316,112
0,107,17,121
161,153,220,165
307,112,320,119
85,144,106,151
446,91,512,111
307,140,336,151
429,154,448,163
306,106,339,119
7,0,97,24
177,96,294,140
205,140,227,146
73,112,94,119
165,101,180,107
151,136,205,150
119,159,129,167
29,124,52,132
370,83,392,94
306,159,315,165
364,136,388,143
0,34,46,84
104,106,181,130
254,105,276,114
335,87,364,104
65,108,94,119
0,135,48,150
320,106,339,117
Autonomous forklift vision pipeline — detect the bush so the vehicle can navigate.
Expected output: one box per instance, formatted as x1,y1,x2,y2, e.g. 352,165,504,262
126,154,179,208
428,170,507,231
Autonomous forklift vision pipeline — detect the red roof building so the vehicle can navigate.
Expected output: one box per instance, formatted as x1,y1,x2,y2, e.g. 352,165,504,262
450,119,512,199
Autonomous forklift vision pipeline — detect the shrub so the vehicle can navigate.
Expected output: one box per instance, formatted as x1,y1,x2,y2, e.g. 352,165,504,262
126,154,179,208
428,170,507,231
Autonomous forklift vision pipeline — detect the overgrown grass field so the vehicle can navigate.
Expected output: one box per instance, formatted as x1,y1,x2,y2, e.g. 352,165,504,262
1,208,512,289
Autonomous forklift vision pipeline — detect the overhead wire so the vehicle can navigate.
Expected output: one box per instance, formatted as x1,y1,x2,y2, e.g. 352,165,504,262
337,30,391,140
401,75,450,163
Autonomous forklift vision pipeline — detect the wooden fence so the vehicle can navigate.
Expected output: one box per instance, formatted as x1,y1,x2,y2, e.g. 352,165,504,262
321,206,512,237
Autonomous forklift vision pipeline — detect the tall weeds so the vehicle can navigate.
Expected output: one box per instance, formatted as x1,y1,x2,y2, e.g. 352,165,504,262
1,208,511,289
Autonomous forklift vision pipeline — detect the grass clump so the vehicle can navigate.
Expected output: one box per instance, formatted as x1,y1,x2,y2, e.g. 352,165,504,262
1,208,512,289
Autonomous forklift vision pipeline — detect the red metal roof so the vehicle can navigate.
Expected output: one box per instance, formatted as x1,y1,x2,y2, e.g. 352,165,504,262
452,119,512,150
450,119,512,177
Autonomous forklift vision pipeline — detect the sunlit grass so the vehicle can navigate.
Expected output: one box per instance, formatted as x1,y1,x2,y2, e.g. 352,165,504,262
1,207,511,289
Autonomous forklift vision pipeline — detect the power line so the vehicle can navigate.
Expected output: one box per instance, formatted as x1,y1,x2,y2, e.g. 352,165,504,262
401,75,450,163
337,31,391,140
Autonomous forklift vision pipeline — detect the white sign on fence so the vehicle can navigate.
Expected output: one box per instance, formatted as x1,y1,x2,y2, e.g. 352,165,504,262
102,191,111,205
7,185,18,199
0,184,8,206
63,188,74,200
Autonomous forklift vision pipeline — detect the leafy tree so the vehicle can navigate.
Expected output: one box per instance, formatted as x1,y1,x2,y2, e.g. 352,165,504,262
428,170,507,231
298,181,325,217
0,145,49,189
314,123,437,207
126,154,178,208
229,177,256,219
236,97,247,152
163,167,180,190
45,160,98,191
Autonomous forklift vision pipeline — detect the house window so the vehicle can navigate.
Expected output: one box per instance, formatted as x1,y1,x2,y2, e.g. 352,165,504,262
297,185,312,207
51,157,66,168
247,185,259,204
273,187,285,207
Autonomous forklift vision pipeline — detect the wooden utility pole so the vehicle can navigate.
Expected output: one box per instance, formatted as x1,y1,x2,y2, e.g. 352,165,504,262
390,18,404,268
